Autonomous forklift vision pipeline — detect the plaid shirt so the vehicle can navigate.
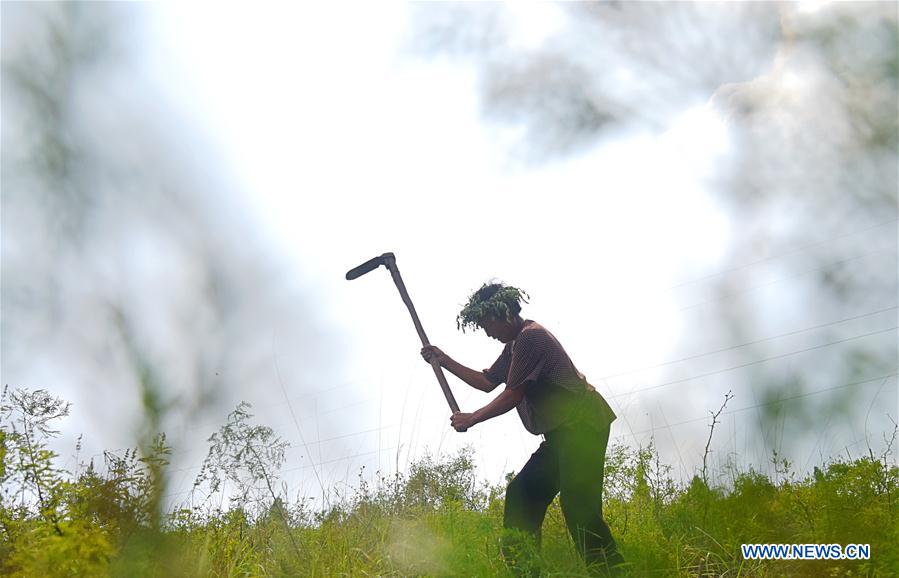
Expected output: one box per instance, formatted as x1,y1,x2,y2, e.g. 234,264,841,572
483,320,617,434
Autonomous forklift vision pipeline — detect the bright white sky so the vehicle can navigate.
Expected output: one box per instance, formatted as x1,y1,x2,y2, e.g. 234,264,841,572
139,3,740,505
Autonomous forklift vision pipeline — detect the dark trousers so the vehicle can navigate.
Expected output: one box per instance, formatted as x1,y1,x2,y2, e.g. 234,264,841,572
502,421,624,576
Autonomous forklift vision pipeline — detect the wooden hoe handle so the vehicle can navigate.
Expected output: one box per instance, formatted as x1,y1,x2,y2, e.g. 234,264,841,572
382,255,462,417
345,252,464,431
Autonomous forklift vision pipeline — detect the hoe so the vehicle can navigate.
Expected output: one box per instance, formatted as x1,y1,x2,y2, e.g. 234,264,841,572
346,252,464,427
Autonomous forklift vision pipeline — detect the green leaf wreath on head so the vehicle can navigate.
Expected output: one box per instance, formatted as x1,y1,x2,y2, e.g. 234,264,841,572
456,282,530,332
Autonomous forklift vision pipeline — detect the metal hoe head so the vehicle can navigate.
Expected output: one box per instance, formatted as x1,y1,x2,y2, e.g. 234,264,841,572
345,252,395,280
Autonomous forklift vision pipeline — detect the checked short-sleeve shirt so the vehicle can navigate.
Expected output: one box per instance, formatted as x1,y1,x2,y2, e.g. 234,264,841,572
483,320,617,435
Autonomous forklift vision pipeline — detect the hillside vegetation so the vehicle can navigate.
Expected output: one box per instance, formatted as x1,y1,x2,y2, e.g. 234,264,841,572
2,387,896,577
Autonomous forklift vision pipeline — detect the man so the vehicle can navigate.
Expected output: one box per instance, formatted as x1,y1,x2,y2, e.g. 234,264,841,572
420,282,625,577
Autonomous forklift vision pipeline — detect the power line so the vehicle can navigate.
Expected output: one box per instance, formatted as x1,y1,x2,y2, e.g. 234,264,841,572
610,326,896,399
66,220,899,494
160,369,896,502
273,334,327,502
107,254,899,498
182,409,434,463
601,305,897,380
86,239,898,465
179,377,366,435
613,373,897,441
280,446,401,474
664,218,897,292
88,384,384,462
586,223,896,327
163,415,436,477
673,244,895,314
99,320,897,490
595,306,895,455
129,319,898,475
161,445,404,501
163,374,896,501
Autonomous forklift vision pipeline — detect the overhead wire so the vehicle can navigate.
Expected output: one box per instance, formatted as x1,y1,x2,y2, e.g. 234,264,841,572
104,312,898,506
160,372,896,502
600,305,897,381
116,220,899,503
151,315,896,499
609,326,896,399
611,373,897,442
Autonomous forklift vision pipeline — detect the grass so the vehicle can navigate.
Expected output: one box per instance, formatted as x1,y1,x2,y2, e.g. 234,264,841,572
1,387,897,577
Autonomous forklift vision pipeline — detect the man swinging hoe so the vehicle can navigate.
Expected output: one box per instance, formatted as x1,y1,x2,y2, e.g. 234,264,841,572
421,282,626,577
345,257,623,575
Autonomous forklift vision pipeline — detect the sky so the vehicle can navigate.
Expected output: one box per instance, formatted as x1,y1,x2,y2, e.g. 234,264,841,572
138,3,737,500
3,2,896,509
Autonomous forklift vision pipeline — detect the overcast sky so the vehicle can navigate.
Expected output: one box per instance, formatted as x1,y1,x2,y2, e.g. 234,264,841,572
3,2,896,507
142,3,737,498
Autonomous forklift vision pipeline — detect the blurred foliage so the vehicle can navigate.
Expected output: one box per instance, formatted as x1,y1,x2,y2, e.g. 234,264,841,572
408,0,898,305
1,386,897,576
408,1,898,459
1,0,332,443
2,4,897,574
409,2,784,158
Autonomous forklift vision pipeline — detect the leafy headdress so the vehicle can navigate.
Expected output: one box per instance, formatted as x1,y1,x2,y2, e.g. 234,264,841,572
456,282,529,332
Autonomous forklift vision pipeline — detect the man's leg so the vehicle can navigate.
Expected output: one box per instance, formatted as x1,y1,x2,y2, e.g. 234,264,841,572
556,422,625,575
502,440,560,577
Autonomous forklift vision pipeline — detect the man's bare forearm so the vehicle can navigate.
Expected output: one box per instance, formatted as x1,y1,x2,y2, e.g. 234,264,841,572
470,387,524,426
442,357,496,392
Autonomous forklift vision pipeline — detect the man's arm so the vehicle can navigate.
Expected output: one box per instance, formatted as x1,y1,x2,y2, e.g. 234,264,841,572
442,357,499,392
421,346,498,392
450,386,526,431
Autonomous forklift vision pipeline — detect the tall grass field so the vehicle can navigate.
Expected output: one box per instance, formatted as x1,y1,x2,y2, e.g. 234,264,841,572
2,387,896,577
